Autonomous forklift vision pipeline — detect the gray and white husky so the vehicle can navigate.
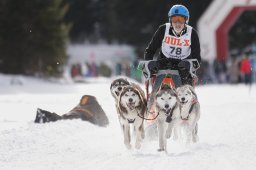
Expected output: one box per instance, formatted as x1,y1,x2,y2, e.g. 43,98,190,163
155,84,180,152
110,78,130,103
117,85,147,149
175,85,200,143
110,78,147,149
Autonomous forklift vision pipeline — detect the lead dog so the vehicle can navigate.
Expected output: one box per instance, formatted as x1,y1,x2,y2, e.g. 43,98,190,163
174,85,200,143
117,85,147,149
155,84,180,152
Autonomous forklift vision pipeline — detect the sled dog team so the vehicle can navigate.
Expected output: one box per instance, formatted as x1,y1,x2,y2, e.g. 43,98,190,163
110,77,200,152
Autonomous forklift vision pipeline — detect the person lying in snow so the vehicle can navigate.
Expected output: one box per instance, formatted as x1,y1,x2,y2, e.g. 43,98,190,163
34,95,109,127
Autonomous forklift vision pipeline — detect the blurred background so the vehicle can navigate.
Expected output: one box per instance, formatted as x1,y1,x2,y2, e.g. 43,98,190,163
0,0,255,85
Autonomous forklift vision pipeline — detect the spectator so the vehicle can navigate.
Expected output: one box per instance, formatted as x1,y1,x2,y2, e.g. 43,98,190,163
213,59,227,83
228,58,240,84
251,57,256,83
115,63,122,76
71,64,79,78
240,55,252,84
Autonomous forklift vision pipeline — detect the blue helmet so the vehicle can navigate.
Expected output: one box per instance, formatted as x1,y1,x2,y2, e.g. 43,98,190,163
168,5,189,24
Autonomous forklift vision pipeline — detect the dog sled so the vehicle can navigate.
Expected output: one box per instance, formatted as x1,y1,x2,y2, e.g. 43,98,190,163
137,59,200,139
138,58,199,98
139,59,199,94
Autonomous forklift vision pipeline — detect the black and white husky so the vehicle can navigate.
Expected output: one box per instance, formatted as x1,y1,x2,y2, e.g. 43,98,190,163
155,84,180,152
175,85,200,143
110,78,147,149
117,85,147,149
110,78,130,102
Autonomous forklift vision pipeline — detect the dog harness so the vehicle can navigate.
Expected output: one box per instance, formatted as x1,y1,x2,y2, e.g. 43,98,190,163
180,98,198,120
165,102,178,123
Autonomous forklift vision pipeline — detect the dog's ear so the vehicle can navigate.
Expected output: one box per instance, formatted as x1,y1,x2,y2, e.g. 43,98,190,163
110,86,117,99
176,87,180,92
124,78,130,85
130,83,145,96
120,77,130,86
110,79,116,90
172,88,178,97
136,85,147,104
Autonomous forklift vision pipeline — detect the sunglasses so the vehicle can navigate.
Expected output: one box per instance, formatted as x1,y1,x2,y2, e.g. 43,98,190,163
171,16,186,23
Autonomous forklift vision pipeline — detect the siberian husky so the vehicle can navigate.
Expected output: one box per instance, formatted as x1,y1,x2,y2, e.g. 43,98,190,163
176,85,200,143
117,85,147,149
110,78,130,102
155,84,180,152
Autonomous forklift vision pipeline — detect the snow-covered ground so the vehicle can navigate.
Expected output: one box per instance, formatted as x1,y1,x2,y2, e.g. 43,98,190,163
1,74,256,170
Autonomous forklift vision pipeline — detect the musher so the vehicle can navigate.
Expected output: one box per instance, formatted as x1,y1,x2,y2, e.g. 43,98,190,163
142,4,202,112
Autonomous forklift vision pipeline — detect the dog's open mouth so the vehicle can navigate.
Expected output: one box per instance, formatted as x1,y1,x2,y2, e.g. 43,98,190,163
161,109,171,115
126,102,136,109
180,100,188,104
161,109,171,113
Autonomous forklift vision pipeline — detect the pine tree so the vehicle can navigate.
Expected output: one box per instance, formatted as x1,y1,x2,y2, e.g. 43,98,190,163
65,0,100,43
0,0,70,76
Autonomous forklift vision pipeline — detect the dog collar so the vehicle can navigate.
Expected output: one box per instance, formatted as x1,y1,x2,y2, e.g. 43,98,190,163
180,99,198,120
189,99,198,113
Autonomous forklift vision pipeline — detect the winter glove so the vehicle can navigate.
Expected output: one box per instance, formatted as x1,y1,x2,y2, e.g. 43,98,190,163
140,60,160,80
178,60,191,71
147,60,160,74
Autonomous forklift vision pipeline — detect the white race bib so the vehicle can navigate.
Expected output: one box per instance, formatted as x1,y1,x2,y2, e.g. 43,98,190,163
161,23,192,60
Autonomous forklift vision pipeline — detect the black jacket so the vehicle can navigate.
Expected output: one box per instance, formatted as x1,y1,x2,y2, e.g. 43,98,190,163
144,24,201,70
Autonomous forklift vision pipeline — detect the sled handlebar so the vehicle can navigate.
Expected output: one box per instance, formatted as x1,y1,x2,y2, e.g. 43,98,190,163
138,59,200,81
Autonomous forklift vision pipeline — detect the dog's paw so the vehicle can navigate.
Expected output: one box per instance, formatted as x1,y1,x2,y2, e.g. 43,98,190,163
173,134,178,141
157,148,165,152
125,143,132,150
135,142,141,150
192,135,199,143
165,132,171,139
141,131,145,139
